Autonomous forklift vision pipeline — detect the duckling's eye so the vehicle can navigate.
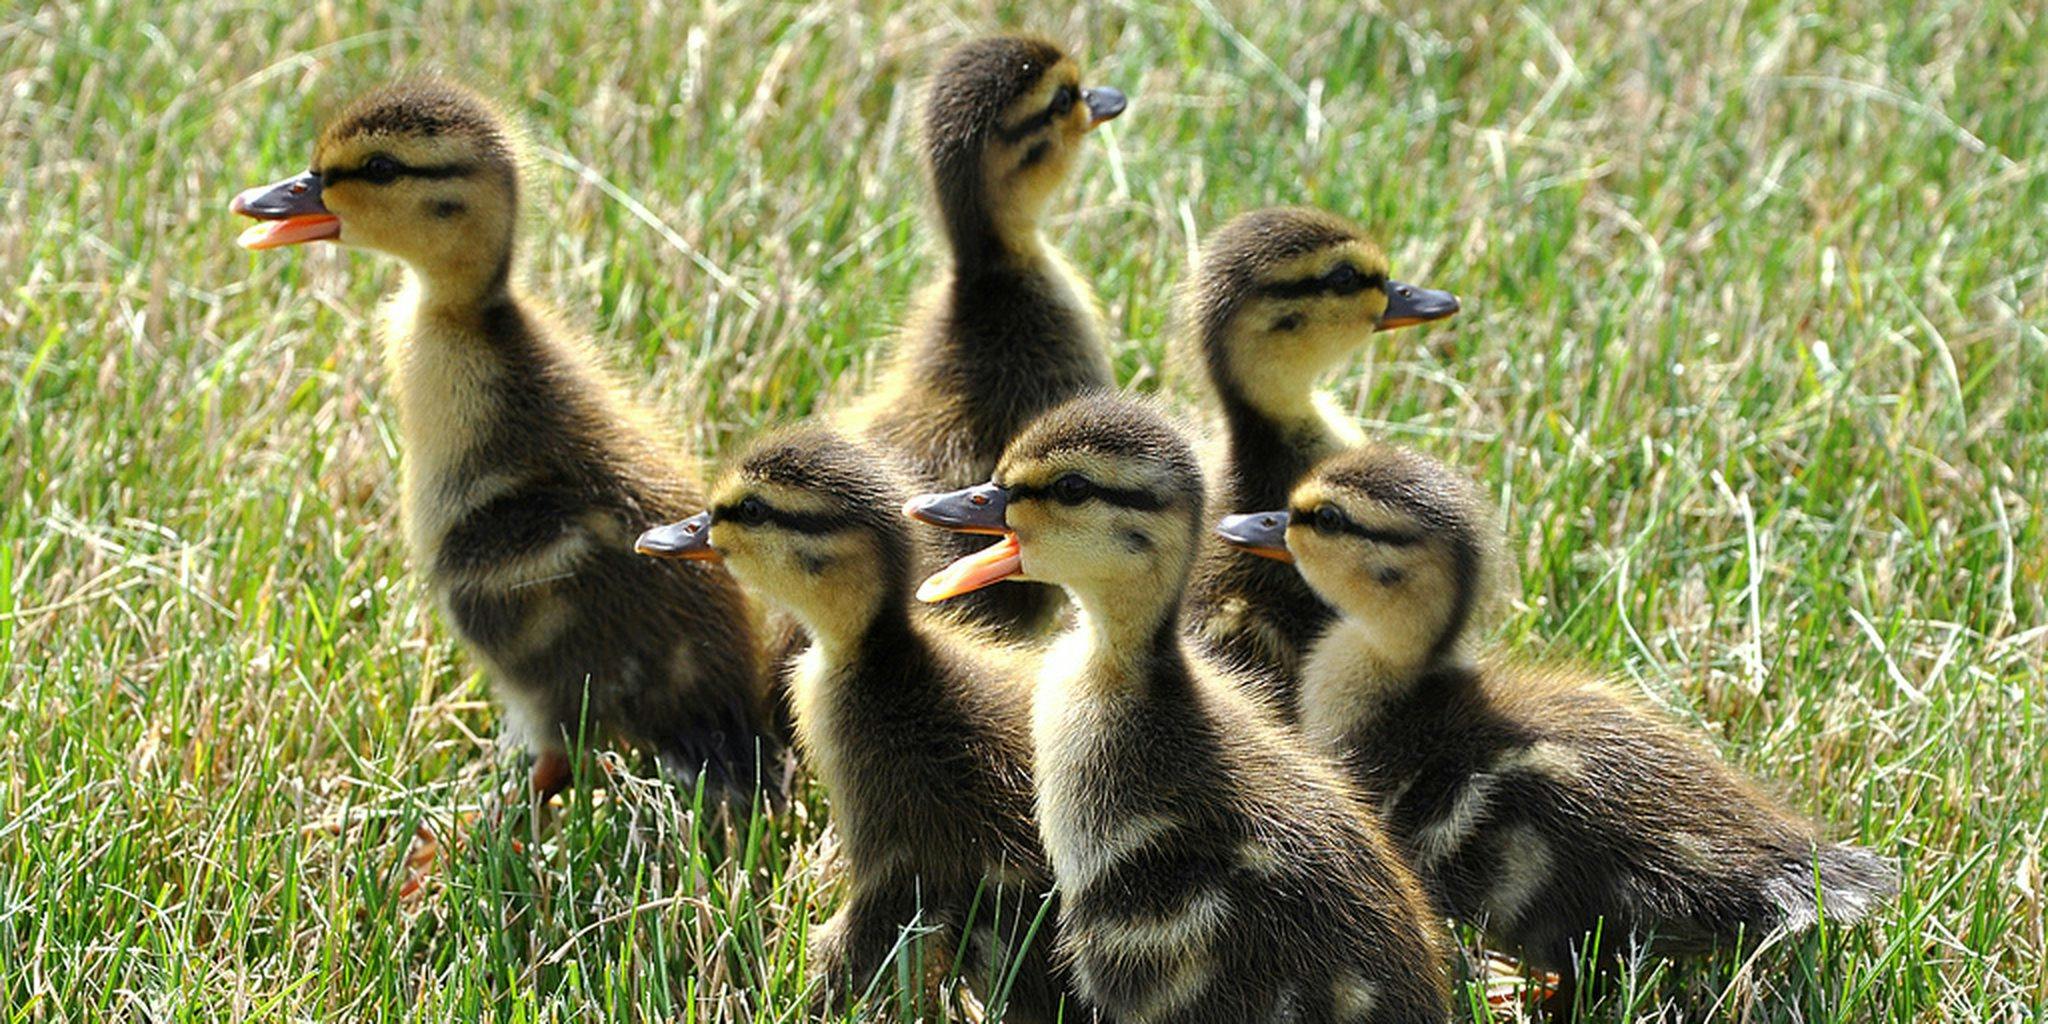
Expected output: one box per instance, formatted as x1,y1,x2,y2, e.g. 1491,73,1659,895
1322,263,1365,294
1049,85,1077,117
1051,474,1092,505
732,496,770,526
1313,505,1346,535
360,155,401,185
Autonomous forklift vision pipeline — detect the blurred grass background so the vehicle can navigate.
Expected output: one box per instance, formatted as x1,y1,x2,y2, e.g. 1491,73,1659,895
3,0,2044,1019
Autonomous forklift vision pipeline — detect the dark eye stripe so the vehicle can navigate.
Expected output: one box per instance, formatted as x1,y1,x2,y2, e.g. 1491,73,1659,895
1011,481,1167,511
1288,505,1422,545
711,501,861,534
1256,269,1389,300
995,107,1057,143
994,84,1077,143
321,160,476,185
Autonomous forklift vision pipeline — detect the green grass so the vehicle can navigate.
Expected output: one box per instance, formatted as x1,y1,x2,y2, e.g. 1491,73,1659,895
4,0,2044,1019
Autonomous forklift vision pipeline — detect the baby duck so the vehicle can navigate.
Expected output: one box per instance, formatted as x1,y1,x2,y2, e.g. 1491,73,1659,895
850,34,1126,637
636,427,1070,1021
230,81,780,806
1219,444,1896,1004
1180,208,1458,707
910,394,1448,1023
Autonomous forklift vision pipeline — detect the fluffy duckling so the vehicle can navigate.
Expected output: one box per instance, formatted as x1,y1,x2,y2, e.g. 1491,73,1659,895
909,394,1448,1023
636,427,1071,1021
1180,208,1458,706
1219,444,1896,1003
850,34,1126,637
230,81,780,805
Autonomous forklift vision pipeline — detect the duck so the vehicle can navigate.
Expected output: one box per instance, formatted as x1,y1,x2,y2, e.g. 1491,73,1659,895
848,33,1126,638
636,426,1072,1022
908,393,1449,1023
1178,207,1459,711
1217,442,1896,1010
228,80,782,809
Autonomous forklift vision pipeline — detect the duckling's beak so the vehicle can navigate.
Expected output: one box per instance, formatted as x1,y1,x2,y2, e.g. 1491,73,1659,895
1082,86,1127,127
635,512,720,562
1377,281,1460,331
904,484,1022,602
1216,511,1293,563
230,171,341,250
903,483,1010,535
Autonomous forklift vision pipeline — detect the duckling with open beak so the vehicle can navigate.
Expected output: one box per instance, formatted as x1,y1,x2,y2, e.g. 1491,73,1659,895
227,80,783,835
906,395,1449,1023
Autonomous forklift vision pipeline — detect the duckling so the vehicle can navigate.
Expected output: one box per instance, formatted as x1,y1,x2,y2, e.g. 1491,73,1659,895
1218,443,1896,1005
909,394,1448,1023
229,80,781,807
636,427,1070,1021
1179,207,1458,707
848,34,1126,637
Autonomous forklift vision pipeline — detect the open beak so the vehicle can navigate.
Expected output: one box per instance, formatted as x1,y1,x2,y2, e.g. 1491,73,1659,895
230,171,341,250
1082,86,1127,127
904,484,1023,602
1216,510,1293,563
1377,281,1460,331
635,511,721,562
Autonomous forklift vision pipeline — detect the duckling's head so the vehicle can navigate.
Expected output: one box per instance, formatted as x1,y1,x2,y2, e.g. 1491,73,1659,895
908,394,1203,627
1217,444,1499,669
637,427,913,642
1182,208,1458,420
232,80,522,296
924,34,1126,260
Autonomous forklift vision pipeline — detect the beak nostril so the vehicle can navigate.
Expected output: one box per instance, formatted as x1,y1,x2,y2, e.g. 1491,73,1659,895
970,494,988,506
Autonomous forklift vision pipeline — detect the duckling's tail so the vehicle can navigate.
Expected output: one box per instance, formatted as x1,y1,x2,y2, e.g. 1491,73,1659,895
1772,843,1897,933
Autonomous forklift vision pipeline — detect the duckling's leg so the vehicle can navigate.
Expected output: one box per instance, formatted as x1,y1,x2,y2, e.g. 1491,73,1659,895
529,747,572,800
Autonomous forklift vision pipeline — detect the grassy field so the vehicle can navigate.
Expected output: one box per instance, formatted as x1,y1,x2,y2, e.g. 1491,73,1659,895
4,0,2045,1019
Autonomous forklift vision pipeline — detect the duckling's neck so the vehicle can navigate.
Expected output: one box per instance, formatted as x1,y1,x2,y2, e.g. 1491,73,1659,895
1217,385,1359,507
406,246,517,321
1064,581,1188,688
789,586,903,666
941,192,1052,274
376,270,530,559
1299,616,1468,740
